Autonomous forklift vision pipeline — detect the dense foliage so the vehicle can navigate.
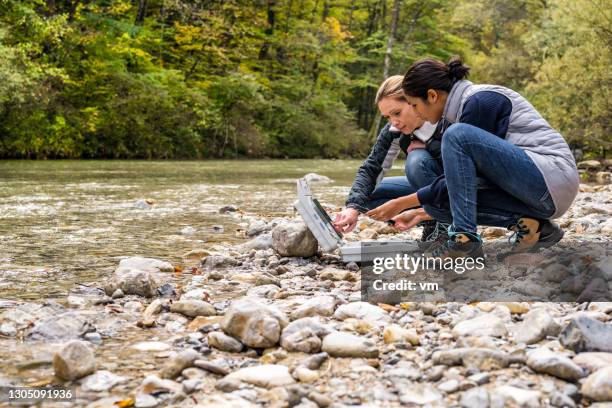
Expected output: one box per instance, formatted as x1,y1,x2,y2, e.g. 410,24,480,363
0,0,609,159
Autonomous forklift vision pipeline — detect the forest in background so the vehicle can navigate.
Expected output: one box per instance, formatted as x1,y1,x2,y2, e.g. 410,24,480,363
0,0,609,159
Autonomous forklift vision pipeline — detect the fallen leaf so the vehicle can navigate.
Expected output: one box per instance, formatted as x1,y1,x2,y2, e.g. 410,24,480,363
114,398,135,407
378,303,399,312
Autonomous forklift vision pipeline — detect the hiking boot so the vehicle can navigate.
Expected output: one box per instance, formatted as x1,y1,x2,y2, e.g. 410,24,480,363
418,221,450,251
431,230,485,261
508,217,565,252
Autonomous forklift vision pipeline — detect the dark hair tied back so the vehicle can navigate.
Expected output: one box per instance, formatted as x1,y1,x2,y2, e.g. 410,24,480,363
402,56,470,99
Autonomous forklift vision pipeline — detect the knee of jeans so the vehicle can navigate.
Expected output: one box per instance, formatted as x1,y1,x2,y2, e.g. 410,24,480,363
405,150,430,186
442,123,473,149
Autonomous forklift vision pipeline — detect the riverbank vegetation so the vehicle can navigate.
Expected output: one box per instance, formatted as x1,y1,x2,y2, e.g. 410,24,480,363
0,0,609,159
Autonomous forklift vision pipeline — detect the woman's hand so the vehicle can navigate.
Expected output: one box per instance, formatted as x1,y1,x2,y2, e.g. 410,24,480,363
366,199,405,221
391,208,433,231
333,207,359,233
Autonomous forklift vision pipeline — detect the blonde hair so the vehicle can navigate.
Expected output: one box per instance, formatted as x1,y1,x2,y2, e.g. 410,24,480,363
375,75,405,104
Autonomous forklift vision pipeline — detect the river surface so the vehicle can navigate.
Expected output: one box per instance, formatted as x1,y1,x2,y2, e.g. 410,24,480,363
0,160,403,302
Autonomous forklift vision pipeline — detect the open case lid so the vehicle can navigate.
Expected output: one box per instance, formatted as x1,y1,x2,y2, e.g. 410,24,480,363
293,178,344,252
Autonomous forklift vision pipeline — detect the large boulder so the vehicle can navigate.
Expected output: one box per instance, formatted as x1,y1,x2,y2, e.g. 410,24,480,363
221,298,289,348
271,220,318,257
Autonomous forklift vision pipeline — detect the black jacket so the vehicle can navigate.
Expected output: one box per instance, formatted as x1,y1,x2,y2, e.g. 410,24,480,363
345,120,448,212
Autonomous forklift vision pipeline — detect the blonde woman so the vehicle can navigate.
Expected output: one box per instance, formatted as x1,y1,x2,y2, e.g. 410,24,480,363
333,75,447,247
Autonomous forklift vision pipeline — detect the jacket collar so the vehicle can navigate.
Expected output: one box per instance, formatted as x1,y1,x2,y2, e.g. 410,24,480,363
442,80,473,123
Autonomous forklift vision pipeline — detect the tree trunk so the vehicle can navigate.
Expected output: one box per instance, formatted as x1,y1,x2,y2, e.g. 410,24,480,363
369,0,401,141
135,0,148,24
259,0,276,60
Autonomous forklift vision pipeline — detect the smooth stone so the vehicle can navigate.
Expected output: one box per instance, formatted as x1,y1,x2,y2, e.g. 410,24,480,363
111,289,124,299
28,312,94,340
131,341,171,352
104,268,160,298
438,379,460,393
280,317,330,353
225,364,296,388
53,340,96,381
193,360,230,376
140,374,184,395
321,331,378,358
399,383,442,405
123,300,144,313
290,296,338,320
221,297,289,348
333,302,391,327
80,370,127,392
490,386,541,408
550,391,577,408
513,308,561,344
573,352,612,373
135,393,161,408
581,366,612,402
187,316,224,331
432,348,510,371
67,295,87,308
526,347,586,381
293,366,319,383
170,300,216,318
301,352,329,370
117,257,173,273
271,220,318,257
240,233,274,251
460,387,490,408
159,349,200,379
202,255,239,269
207,332,243,353
559,316,612,352
452,314,508,339
318,266,356,282
383,324,419,345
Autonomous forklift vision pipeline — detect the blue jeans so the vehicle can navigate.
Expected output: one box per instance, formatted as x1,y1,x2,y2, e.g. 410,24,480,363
423,123,555,232
366,149,442,209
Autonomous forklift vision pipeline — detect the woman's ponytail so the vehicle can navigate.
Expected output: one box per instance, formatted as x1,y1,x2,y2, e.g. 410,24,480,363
447,56,470,82
402,56,470,99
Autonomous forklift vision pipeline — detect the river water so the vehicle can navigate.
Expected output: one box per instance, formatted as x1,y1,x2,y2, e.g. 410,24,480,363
0,159,403,302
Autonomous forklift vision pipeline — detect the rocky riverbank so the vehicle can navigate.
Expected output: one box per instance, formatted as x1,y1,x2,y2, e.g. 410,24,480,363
0,183,610,408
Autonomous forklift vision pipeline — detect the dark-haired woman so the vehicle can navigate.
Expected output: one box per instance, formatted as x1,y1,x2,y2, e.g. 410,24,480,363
334,75,447,247
367,57,579,259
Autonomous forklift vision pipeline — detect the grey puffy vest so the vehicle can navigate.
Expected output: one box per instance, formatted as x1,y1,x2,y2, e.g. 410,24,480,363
442,80,579,219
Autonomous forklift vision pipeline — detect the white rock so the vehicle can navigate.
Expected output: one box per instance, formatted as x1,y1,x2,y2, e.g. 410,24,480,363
333,302,391,327
399,384,442,405
291,296,338,320
80,370,127,392
513,308,561,344
53,340,96,381
526,347,586,381
573,352,612,373
321,331,378,358
293,366,319,383
225,364,295,388
581,366,612,402
491,386,541,408
221,298,289,348
452,314,507,339
383,325,419,345
117,257,173,273
131,342,171,352
271,221,318,257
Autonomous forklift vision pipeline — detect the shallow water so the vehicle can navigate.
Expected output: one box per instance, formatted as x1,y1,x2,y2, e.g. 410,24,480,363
0,159,403,302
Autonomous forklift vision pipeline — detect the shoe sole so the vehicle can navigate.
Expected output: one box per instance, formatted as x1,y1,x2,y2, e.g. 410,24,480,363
527,226,565,252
